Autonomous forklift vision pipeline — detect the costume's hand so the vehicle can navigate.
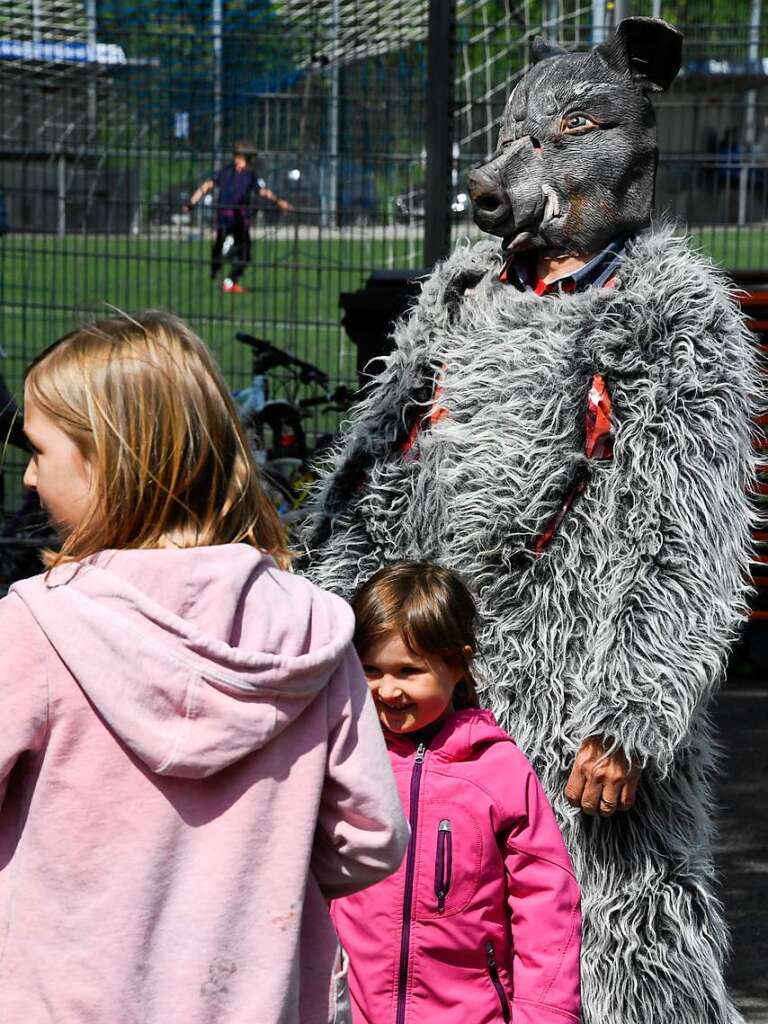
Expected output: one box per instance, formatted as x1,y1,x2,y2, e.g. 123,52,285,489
181,203,191,214
565,736,641,817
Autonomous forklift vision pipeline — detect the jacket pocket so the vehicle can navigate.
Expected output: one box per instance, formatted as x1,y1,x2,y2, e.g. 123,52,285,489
434,819,452,913
485,940,511,1023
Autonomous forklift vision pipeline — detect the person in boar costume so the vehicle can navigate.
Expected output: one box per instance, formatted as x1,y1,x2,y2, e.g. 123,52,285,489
303,17,758,1024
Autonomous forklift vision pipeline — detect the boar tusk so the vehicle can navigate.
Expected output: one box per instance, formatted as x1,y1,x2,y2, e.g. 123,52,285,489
542,183,561,222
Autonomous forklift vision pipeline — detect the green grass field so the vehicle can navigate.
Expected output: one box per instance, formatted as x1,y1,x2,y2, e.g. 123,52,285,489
1,224,767,406
0,232,421,403
688,226,768,274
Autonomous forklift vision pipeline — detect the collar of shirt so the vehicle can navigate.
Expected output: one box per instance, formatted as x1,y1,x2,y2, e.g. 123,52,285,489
499,233,631,294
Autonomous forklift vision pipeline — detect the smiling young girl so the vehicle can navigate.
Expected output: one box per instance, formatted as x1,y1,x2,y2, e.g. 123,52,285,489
332,562,582,1024
0,312,408,1024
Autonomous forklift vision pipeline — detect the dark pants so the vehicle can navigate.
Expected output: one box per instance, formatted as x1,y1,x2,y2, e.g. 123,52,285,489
211,217,251,282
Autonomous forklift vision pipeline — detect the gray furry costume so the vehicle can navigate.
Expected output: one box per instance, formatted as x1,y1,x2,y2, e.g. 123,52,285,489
303,20,757,1024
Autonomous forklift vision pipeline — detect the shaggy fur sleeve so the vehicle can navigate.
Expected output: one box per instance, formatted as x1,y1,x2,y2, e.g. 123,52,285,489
567,259,759,777
300,239,498,595
298,339,431,596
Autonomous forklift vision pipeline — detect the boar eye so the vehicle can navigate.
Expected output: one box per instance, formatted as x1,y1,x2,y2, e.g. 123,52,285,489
562,114,596,133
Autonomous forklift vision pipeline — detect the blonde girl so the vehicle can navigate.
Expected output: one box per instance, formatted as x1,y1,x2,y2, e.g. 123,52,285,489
0,313,407,1024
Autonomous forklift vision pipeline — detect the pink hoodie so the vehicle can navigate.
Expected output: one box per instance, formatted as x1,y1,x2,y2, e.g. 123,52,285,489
331,708,581,1024
0,544,409,1024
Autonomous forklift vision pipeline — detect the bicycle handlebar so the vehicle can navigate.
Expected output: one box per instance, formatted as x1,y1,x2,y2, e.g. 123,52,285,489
236,333,328,386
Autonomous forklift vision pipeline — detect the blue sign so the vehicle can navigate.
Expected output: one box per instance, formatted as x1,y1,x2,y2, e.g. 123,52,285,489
0,38,126,65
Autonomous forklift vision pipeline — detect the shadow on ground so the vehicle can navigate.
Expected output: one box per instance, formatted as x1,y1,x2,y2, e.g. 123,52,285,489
713,690,768,1024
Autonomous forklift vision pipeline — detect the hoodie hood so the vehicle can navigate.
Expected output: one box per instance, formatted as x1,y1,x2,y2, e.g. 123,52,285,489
12,544,354,778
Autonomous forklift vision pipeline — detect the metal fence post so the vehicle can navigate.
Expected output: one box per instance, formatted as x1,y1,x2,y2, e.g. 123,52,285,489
57,155,67,238
424,0,456,268
85,0,97,128
212,0,223,160
613,0,629,27
591,0,607,45
738,0,761,227
326,0,340,229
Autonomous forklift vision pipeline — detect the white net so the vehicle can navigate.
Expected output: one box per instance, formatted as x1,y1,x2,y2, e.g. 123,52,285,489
0,0,126,72
0,0,135,237
274,0,428,65
455,0,594,163
1,0,89,42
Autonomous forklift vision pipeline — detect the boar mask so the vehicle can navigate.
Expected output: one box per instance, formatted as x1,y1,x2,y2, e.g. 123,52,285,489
468,17,683,255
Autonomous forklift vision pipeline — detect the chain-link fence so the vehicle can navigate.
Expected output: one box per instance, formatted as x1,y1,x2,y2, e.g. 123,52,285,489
1,0,767,519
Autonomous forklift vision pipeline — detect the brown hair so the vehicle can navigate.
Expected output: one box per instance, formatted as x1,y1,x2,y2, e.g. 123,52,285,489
351,561,479,708
25,311,290,569
232,140,256,159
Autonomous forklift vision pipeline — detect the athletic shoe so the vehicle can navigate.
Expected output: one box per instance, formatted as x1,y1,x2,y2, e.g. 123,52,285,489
222,279,247,294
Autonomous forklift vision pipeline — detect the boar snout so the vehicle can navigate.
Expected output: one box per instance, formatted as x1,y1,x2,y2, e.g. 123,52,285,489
469,136,546,244
467,166,512,233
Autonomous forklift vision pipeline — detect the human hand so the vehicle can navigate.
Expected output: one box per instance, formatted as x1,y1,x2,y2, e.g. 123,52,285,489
278,198,294,213
565,736,641,817
181,202,191,214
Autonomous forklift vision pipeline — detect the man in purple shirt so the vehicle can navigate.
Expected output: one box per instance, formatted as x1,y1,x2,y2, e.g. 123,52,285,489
187,141,293,293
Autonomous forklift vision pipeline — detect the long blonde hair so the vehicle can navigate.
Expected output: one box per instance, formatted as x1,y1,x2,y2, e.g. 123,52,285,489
25,311,290,568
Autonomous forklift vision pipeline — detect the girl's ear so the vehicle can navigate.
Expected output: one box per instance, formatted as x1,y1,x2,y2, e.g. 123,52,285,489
447,647,473,688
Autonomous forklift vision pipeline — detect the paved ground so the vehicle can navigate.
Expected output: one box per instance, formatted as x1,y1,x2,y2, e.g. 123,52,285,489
713,689,768,1023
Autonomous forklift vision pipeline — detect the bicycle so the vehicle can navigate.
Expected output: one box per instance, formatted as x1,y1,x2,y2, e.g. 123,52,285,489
232,332,351,525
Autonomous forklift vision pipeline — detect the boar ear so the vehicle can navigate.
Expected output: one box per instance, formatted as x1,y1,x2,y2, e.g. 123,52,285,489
531,36,566,64
598,17,682,92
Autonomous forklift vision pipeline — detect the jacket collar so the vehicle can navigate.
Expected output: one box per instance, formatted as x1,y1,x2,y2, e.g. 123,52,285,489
385,708,509,763
500,233,631,294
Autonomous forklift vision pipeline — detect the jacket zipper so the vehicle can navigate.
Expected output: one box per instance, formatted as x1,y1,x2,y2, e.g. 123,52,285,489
485,940,511,1022
395,741,427,1024
434,819,452,913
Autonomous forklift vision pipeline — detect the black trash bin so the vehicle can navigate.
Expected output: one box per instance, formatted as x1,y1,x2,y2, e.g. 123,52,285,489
340,269,428,389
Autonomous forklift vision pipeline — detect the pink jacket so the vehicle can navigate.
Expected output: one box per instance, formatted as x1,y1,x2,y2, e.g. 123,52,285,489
0,544,409,1024
331,709,581,1024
